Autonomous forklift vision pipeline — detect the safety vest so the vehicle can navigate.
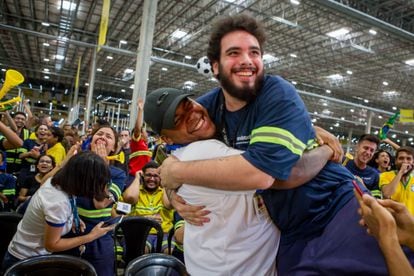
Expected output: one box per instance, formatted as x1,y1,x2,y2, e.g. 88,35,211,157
6,128,30,173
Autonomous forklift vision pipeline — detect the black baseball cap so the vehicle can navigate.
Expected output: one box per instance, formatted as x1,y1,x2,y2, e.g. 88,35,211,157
144,88,193,134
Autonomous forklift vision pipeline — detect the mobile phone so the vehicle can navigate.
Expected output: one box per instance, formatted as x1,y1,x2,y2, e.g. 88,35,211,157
352,180,364,197
102,215,124,227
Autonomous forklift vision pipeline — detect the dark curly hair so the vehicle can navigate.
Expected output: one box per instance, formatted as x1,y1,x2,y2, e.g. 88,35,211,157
52,151,110,200
207,13,266,64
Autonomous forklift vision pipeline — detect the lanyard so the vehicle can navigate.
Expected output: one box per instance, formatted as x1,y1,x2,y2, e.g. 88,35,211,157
69,196,81,234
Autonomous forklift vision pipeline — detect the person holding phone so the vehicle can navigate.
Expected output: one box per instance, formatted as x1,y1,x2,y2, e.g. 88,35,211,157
356,193,414,276
1,150,114,273
380,146,414,214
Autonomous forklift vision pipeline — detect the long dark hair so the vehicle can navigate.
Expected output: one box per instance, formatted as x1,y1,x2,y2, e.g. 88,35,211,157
51,151,110,200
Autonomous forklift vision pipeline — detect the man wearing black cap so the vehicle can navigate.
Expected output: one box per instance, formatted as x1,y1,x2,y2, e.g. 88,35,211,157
144,87,280,275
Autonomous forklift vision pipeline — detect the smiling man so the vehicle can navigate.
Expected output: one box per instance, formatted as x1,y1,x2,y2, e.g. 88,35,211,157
158,13,414,275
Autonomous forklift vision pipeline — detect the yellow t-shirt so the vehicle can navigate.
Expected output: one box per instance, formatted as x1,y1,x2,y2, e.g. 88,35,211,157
379,171,414,215
126,186,173,234
46,142,66,165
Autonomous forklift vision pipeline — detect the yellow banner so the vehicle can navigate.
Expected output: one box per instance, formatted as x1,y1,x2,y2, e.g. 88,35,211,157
400,109,414,123
98,0,110,51
74,57,81,90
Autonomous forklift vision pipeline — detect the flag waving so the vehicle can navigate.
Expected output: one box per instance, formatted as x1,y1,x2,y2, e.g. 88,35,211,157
379,111,400,140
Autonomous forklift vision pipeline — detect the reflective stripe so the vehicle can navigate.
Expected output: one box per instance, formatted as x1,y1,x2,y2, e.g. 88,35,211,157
174,220,184,231
371,190,382,199
135,205,165,213
129,150,152,159
2,189,15,196
77,207,112,218
250,126,306,156
110,183,122,199
6,158,22,164
306,139,319,151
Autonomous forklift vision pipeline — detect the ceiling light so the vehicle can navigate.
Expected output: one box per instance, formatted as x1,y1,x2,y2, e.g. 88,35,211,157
409,137,413,142
329,126,334,130
263,54,279,64
60,1,77,11
161,67,168,71
54,55,65,60
185,55,192,60
405,131,409,134
350,42,375,54
97,68,103,72
44,58,50,62
291,81,297,85
43,42,50,47
106,56,113,60
327,74,343,80
290,53,297,58
392,106,397,110
124,68,134,74
121,89,126,92
43,68,49,72
382,81,389,86
350,109,354,112
346,70,353,75
326,28,350,40
44,75,49,79
171,29,187,39
341,117,345,120
290,0,300,5
85,82,89,86
392,134,397,138
41,22,50,27
120,40,127,45
322,102,328,106
404,59,414,66
378,115,383,119
326,89,331,94
364,99,369,103
1,69,6,72
334,123,340,127
271,16,298,27
369,29,377,35
311,118,317,123
129,84,134,89
383,90,399,97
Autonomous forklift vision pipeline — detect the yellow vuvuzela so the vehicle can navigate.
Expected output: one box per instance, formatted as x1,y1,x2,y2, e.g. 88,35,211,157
0,69,24,101
106,151,125,164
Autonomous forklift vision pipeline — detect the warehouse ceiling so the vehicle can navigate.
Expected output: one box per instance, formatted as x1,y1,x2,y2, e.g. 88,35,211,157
0,0,414,145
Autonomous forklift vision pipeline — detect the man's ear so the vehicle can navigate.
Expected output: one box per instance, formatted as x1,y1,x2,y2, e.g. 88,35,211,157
160,135,174,145
212,61,219,76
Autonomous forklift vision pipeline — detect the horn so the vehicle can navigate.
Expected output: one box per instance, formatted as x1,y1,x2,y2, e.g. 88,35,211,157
0,96,22,112
106,151,125,164
0,70,25,101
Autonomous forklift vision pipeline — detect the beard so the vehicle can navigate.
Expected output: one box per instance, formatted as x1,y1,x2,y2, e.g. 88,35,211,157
217,64,264,103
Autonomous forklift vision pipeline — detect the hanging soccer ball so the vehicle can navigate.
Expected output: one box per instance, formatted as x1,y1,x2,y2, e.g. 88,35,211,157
196,56,212,77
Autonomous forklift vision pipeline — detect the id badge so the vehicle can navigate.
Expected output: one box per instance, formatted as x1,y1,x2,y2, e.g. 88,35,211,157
254,193,271,222
30,164,36,172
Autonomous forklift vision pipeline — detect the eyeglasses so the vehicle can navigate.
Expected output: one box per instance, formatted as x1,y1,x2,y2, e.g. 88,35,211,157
39,159,52,164
144,173,159,178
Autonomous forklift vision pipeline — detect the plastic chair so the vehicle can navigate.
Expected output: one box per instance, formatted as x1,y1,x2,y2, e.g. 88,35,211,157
4,254,97,276
124,253,189,276
116,216,164,266
0,212,23,261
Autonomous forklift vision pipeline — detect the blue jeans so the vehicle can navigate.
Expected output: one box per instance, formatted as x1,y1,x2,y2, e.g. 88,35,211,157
1,250,21,274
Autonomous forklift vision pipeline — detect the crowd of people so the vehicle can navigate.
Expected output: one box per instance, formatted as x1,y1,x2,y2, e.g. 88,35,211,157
0,13,413,276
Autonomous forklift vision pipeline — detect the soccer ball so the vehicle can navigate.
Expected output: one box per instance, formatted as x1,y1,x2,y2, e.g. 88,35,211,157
196,56,212,77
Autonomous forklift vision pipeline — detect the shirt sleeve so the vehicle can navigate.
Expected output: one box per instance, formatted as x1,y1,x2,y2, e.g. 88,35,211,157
242,76,315,180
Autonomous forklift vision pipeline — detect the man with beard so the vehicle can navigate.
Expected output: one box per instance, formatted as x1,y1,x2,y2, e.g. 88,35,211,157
345,134,381,198
121,160,174,253
160,13,414,275
380,146,414,215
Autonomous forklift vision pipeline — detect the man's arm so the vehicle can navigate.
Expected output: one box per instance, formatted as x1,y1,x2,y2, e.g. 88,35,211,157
132,98,144,139
122,173,141,205
382,166,408,198
0,121,23,149
161,144,333,191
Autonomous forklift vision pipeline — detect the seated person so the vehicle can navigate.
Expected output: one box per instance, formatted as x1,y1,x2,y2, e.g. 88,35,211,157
0,151,16,211
121,161,173,253
16,154,56,214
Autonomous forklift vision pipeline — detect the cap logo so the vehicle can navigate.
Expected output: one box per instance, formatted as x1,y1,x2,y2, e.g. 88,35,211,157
157,92,169,106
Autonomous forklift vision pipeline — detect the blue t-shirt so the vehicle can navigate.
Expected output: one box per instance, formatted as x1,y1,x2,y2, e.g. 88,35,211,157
198,75,359,244
345,160,379,191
